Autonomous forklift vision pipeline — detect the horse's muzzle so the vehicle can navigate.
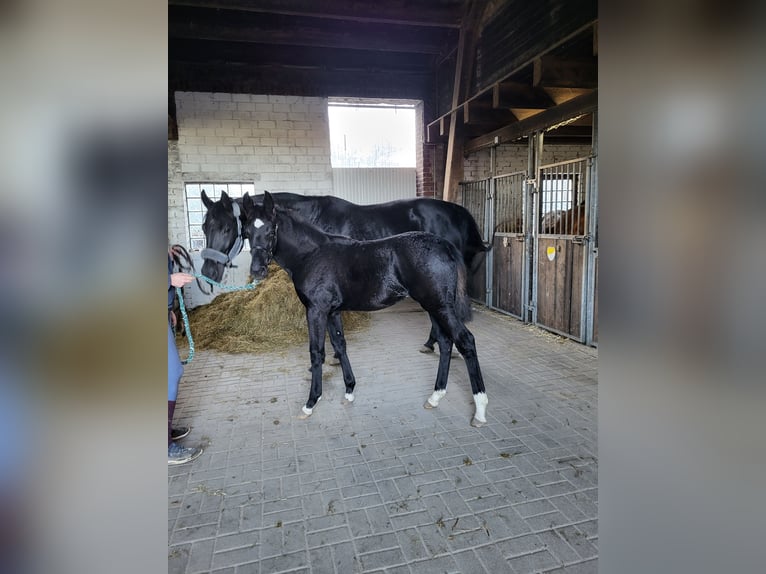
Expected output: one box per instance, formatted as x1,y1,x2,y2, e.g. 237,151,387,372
250,266,268,281
201,258,225,283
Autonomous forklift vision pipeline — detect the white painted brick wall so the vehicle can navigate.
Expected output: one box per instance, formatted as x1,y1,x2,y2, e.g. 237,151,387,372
167,140,187,246
174,92,333,195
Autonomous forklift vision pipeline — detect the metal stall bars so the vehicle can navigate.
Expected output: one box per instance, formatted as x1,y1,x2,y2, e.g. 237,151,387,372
534,156,592,342
458,178,490,303
584,111,598,346
491,171,526,317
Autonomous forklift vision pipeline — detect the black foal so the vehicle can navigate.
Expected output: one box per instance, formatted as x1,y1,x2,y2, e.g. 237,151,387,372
242,191,489,427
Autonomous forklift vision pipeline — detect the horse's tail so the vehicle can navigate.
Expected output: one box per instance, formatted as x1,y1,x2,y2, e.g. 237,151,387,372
455,260,473,324
464,214,493,276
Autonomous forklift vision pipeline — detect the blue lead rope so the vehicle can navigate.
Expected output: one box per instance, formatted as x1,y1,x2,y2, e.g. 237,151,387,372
175,273,260,364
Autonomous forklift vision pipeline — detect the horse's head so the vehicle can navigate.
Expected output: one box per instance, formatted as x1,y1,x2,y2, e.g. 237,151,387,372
200,190,245,282
242,190,278,280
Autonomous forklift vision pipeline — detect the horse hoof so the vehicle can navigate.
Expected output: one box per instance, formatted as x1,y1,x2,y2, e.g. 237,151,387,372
341,393,355,406
470,417,486,428
298,397,321,419
424,400,436,409
328,357,341,366
419,346,435,354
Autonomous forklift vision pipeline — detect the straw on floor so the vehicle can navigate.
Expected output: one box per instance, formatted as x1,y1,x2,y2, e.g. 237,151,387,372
179,263,371,354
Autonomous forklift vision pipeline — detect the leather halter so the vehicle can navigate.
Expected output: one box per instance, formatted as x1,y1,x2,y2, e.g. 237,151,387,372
250,221,279,265
200,201,244,268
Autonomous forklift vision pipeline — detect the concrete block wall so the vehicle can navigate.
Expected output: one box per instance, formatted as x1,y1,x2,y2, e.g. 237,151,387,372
169,91,334,248
168,140,187,246
464,143,593,181
175,91,333,190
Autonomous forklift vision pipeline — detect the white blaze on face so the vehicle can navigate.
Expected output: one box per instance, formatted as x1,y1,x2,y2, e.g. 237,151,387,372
427,389,447,407
473,392,488,423
254,218,265,229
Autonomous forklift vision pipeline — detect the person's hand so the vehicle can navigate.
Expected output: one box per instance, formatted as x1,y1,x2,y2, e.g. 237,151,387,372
171,272,194,288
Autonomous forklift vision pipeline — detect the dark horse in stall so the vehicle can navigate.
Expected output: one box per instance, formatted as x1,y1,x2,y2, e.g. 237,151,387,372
199,189,490,354
241,191,488,427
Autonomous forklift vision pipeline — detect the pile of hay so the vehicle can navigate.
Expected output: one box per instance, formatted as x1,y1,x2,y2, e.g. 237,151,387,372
180,263,371,354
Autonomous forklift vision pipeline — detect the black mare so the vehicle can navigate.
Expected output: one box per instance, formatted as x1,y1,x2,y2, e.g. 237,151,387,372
241,191,489,427
199,189,490,354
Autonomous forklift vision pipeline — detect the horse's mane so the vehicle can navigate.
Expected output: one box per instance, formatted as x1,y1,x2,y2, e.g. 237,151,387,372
276,205,356,244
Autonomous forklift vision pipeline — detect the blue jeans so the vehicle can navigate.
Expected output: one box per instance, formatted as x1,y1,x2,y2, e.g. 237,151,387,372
168,321,183,401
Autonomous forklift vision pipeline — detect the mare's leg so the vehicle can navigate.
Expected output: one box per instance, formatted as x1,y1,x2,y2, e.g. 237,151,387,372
423,318,452,409
300,306,327,419
420,325,437,354
433,309,488,427
421,326,459,358
327,312,357,405
327,323,342,365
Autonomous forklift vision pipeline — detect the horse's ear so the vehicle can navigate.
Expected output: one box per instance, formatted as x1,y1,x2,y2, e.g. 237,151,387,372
220,191,232,209
242,192,254,218
263,191,275,219
201,189,214,209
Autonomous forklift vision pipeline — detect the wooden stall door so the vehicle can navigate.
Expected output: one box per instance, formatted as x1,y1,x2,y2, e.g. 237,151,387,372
536,238,585,340
492,234,524,317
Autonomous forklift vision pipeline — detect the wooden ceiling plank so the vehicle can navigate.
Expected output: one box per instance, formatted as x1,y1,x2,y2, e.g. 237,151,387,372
464,98,517,127
493,81,555,110
532,55,597,89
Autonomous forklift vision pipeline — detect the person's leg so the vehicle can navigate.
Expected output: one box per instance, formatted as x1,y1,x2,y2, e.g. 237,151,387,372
168,322,202,464
168,322,183,445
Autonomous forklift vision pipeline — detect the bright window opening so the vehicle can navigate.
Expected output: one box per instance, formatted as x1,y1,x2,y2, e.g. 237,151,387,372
328,103,416,168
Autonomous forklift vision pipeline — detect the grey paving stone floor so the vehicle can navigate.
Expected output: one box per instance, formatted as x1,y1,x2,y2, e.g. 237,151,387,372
169,299,597,574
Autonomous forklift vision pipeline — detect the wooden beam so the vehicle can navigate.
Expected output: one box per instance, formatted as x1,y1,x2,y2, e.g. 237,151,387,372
169,9,456,54
464,89,597,153
533,55,597,89
443,0,482,202
593,22,598,56
169,61,430,100
440,115,450,137
169,39,435,72
168,0,462,28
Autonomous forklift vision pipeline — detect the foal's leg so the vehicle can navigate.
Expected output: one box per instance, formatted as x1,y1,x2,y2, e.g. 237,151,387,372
300,307,328,419
423,317,453,409
434,309,488,427
327,312,357,405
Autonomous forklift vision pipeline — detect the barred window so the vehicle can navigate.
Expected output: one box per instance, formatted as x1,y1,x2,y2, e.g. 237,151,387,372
185,182,254,250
